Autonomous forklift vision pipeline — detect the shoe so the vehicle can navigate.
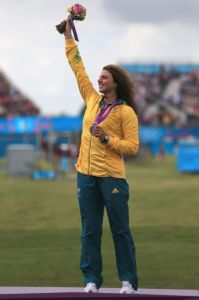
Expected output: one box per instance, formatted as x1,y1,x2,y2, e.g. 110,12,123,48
120,281,135,294
84,282,99,293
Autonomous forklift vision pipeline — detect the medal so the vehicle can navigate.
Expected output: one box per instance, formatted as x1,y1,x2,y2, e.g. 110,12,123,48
89,99,119,135
90,124,96,135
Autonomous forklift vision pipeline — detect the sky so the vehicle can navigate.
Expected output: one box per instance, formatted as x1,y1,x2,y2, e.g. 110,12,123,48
0,0,199,116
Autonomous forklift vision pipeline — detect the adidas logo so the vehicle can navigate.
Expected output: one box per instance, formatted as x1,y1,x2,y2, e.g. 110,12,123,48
112,188,119,194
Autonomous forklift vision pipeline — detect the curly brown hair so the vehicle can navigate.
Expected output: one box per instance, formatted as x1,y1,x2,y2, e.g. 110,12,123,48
103,64,137,115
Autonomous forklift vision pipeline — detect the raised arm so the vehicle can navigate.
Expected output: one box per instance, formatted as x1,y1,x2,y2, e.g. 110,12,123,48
64,20,99,104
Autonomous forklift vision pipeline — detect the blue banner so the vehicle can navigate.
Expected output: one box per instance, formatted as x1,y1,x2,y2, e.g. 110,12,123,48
0,117,199,140
0,116,83,134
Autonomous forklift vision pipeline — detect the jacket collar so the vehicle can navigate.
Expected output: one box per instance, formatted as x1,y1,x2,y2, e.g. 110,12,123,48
99,97,126,109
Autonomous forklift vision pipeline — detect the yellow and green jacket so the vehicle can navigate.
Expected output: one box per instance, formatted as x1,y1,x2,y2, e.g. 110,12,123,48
65,38,139,178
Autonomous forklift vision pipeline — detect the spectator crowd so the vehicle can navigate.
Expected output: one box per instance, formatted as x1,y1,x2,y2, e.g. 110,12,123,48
133,66,199,127
0,70,40,117
1,65,199,127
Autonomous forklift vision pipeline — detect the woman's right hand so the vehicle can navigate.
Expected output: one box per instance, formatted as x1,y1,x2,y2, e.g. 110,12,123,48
64,19,73,39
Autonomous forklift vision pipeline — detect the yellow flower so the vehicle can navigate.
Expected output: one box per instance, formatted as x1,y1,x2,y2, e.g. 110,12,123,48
67,6,73,14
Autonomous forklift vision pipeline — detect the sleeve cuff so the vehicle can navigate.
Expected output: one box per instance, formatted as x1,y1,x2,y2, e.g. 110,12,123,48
107,136,115,147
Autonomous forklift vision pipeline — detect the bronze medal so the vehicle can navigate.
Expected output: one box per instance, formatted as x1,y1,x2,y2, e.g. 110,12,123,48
89,99,118,136
90,125,95,135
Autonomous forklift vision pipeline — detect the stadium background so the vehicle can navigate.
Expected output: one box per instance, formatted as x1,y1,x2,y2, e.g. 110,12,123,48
0,0,199,291
1,63,199,172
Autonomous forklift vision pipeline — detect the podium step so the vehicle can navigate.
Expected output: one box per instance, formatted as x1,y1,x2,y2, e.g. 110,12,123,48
0,287,198,300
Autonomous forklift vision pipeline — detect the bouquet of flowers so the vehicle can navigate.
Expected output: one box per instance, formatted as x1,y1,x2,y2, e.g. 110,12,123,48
67,3,86,20
56,3,86,41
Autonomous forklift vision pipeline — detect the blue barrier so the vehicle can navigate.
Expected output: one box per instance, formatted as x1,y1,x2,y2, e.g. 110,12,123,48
176,143,199,172
1,115,199,158
32,170,57,180
163,139,175,155
0,116,83,134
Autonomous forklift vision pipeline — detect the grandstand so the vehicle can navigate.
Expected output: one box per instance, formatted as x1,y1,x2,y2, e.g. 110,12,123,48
0,64,199,162
122,63,199,127
1,64,199,127
0,69,40,117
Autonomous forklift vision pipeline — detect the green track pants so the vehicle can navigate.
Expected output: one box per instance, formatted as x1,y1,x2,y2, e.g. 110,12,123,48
77,172,138,290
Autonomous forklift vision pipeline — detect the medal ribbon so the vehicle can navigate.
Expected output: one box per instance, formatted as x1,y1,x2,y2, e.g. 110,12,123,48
68,15,79,42
93,100,118,126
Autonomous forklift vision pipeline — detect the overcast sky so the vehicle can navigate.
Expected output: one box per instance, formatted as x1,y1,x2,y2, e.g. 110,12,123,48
0,0,199,116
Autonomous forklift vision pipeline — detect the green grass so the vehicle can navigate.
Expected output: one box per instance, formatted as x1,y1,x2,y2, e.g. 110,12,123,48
0,157,198,289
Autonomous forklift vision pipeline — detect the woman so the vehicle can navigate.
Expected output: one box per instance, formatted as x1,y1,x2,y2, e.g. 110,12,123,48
64,20,139,294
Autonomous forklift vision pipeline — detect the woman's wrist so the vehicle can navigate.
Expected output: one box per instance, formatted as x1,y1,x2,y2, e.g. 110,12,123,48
64,20,73,39
100,135,109,144
64,32,73,39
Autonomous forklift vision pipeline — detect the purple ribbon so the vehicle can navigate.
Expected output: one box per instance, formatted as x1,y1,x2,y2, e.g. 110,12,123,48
93,100,118,126
68,15,79,42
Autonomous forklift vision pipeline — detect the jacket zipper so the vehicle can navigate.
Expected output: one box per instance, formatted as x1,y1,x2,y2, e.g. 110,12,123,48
88,134,93,175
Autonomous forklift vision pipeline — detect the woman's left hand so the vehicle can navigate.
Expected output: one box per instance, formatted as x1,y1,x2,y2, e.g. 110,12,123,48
93,126,107,141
